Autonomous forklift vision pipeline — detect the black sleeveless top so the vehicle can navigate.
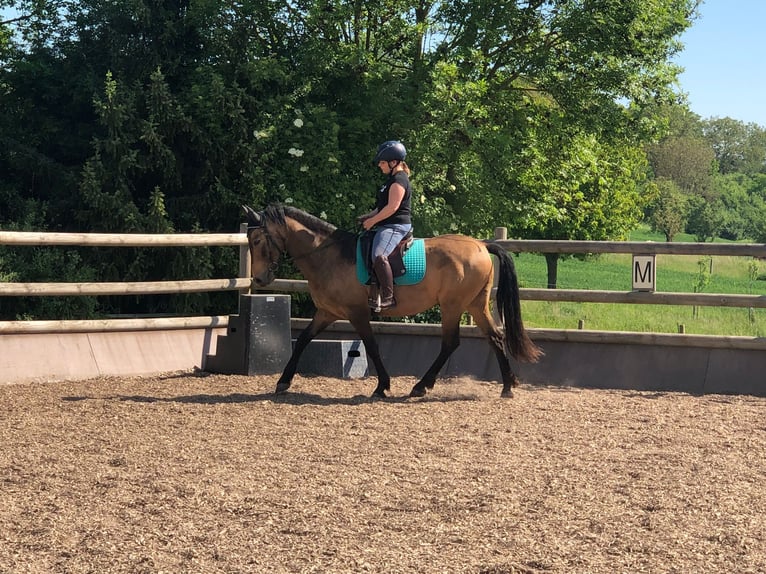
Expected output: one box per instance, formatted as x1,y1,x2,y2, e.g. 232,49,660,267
374,171,411,226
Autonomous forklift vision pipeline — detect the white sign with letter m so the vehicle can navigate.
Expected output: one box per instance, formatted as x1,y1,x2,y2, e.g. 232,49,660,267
632,255,656,292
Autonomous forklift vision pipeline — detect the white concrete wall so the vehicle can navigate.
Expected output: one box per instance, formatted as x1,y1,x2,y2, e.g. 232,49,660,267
0,328,224,384
3,325,765,398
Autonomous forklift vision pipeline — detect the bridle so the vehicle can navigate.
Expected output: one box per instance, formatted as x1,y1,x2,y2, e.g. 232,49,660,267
245,207,352,270
247,222,285,272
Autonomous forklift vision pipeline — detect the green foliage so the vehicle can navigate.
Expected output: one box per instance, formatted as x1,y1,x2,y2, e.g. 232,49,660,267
0,247,99,320
0,0,707,318
703,117,766,175
0,251,16,282
647,113,766,248
647,135,716,197
646,177,687,241
685,195,724,242
692,256,712,293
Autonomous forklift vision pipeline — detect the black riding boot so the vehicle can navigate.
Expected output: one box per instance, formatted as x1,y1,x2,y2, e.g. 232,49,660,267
367,282,379,309
373,255,396,310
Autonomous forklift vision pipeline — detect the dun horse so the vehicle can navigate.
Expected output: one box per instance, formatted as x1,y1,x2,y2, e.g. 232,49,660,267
243,204,542,398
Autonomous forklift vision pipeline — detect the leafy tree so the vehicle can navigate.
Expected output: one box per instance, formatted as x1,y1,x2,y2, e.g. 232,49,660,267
0,0,703,313
648,135,716,198
658,103,705,138
686,195,723,242
417,1,699,232
0,13,10,56
720,173,766,242
514,131,651,287
647,177,687,242
703,117,766,175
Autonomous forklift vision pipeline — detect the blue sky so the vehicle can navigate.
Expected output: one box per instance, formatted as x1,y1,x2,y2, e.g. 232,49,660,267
673,0,766,126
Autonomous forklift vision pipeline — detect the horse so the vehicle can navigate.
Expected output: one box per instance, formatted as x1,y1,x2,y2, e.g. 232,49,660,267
243,204,542,398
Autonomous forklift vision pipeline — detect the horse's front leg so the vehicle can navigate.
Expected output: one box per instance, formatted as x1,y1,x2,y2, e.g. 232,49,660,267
275,309,336,394
348,313,390,398
410,315,460,398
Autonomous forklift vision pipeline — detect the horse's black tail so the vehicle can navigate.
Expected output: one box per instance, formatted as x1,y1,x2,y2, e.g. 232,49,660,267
487,242,543,363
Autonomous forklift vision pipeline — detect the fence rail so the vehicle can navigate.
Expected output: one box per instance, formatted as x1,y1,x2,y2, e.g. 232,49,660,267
495,239,766,257
0,231,247,247
0,278,253,296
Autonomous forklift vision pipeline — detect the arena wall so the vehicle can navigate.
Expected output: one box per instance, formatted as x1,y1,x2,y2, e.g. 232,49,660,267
0,327,224,384
3,322,765,397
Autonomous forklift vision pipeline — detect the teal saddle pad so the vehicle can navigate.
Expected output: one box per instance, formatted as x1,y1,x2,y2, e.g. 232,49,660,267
356,238,426,286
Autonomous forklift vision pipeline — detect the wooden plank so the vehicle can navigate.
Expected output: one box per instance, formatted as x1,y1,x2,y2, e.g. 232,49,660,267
0,316,230,334
495,239,766,257
253,279,311,293
0,231,246,246
0,278,252,296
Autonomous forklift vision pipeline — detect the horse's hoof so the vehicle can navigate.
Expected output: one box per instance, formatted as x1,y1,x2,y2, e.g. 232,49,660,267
500,389,514,398
409,387,427,398
371,389,387,399
275,384,291,395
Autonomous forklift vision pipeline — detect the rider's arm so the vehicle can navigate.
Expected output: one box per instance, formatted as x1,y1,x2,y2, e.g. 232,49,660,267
362,183,404,230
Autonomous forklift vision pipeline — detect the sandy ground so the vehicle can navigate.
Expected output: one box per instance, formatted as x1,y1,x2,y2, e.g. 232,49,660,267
1,372,765,574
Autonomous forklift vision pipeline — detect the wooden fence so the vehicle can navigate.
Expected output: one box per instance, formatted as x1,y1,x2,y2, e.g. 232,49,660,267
2,227,766,345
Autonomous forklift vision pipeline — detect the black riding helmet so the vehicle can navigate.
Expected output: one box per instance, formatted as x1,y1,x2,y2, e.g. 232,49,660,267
373,140,407,165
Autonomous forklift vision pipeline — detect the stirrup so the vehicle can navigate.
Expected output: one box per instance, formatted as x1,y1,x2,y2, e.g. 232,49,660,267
378,298,396,310
368,294,381,312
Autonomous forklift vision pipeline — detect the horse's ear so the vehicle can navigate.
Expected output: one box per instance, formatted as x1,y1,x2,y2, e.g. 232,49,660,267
242,205,262,226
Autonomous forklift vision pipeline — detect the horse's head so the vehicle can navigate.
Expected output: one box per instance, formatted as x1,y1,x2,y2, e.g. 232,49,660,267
243,205,282,287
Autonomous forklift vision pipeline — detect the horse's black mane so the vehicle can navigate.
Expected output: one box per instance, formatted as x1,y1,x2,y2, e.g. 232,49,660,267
263,204,357,263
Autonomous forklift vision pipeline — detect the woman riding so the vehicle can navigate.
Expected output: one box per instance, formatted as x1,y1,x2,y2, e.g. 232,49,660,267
357,140,413,311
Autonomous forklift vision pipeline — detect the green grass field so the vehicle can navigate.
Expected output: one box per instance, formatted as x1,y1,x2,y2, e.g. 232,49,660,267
513,225,766,336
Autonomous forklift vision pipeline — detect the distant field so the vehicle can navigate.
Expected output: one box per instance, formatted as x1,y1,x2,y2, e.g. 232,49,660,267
513,225,766,336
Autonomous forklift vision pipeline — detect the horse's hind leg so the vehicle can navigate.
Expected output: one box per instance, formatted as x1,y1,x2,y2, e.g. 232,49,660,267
468,302,519,398
409,311,461,398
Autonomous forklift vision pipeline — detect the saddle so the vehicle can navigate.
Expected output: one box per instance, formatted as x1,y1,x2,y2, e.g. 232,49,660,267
359,229,414,283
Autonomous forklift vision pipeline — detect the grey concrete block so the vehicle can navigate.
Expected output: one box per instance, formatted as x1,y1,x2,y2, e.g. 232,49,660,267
206,294,292,375
297,339,369,379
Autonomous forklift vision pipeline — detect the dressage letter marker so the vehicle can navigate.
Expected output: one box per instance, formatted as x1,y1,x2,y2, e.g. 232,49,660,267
632,255,656,292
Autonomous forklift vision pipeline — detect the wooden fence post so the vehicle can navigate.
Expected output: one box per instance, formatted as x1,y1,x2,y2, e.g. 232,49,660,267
238,222,251,314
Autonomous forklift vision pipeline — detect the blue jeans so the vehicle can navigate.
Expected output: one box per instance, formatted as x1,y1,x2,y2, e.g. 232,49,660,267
372,224,413,259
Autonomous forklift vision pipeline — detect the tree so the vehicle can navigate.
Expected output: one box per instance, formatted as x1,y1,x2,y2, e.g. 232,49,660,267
686,195,723,242
0,14,10,56
715,173,766,242
513,131,650,288
0,0,703,313
703,117,766,175
647,178,687,242
648,135,716,198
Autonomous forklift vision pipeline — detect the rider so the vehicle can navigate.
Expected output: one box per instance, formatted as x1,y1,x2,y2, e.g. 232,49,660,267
357,140,413,311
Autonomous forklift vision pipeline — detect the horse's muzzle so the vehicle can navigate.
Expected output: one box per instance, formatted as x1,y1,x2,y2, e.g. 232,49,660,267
251,271,274,288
